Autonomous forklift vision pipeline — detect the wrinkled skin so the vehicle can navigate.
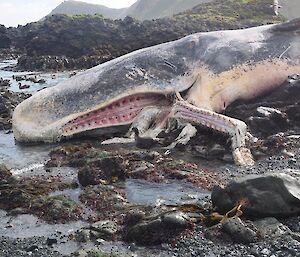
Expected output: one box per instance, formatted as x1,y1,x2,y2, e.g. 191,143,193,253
13,18,300,165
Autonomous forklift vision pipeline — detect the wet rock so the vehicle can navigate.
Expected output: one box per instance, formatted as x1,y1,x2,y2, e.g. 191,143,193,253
46,238,58,246
0,164,12,180
89,220,118,240
226,76,300,144
48,144,223,190
80,185,127,219
17,54,108,71
26,245,39,252
7,207,28,216
30,195,82,223
0,176,73,215
204,218,257,244
247,107,289,137
205,217,293,245
222,217,257,244
208,143,226,158
123,211,191,245
253,217,291,239
212,173,300,218
0,77,10,87
78,156,126,186
75,229,91,243
0,87,31,130
204,223,231,243
123,210,146,226
14,75,26,82
46,144,96,167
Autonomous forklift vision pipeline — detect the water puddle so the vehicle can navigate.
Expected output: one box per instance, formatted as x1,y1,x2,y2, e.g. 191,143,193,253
0,59,80,93
49,188,82,204
125,179,210,206
0,132,53,169
0,210,87,239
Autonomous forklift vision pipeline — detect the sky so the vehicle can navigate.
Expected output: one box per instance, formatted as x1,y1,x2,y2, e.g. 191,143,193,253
0,0,137,27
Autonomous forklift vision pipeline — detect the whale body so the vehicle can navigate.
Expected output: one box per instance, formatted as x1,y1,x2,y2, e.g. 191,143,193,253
12,18,300,144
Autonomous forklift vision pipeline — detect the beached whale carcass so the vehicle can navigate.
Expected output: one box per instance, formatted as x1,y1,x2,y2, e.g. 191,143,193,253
13,18,300,166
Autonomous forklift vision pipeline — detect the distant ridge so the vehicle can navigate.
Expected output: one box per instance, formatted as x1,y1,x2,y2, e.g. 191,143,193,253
48,0,213,20
48,0,126,19
48,0,299,21
124,0,213,20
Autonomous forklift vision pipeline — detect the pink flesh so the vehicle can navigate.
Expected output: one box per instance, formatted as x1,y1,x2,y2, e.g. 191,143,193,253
62,92,170,136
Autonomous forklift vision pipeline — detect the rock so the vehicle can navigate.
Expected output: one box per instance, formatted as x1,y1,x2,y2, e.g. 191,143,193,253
212,173,300,218
222,217,257,244
90,220,118,240
7,207,28,216
204,217,257,244
247,107,289,136
253,217,291,239
124,210,146,226
204,223,232,243
0,164,12,180
0,176,71,211
0,87,31,131
46,238,58,246
30,195,82,223
75,229,91,243
78,156,125,186
208,143,226,158
14,75,26,82
123,211,191,245
26,245,38,252
79,185,127,219
226,76,300,141
37,79,46,84
205,217,293,245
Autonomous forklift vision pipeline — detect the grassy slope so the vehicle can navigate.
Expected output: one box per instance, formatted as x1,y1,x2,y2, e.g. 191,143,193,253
174,0,285,26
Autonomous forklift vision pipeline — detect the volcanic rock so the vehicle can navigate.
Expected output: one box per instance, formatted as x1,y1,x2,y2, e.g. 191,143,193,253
212,173,300,218
123,211,191,245
78,156,126,186
222,217,257,244
0,164,12,180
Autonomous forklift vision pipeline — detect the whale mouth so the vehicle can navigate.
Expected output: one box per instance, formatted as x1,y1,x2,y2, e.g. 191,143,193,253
62,92,172,137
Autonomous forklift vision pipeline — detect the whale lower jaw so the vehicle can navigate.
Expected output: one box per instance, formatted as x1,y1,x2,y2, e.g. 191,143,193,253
13,91,172,143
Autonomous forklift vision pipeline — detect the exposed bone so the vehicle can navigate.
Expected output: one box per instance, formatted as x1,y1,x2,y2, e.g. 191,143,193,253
171,101,254,166
101,137,135,145
128,107,162,137
272,0,282,16
167,123,197,149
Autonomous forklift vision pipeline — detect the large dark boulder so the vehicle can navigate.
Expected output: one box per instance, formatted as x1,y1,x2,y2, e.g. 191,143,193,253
212,173,300,218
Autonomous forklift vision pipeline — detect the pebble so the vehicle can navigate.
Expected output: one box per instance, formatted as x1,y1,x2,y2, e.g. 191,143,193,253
261,248,271,255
